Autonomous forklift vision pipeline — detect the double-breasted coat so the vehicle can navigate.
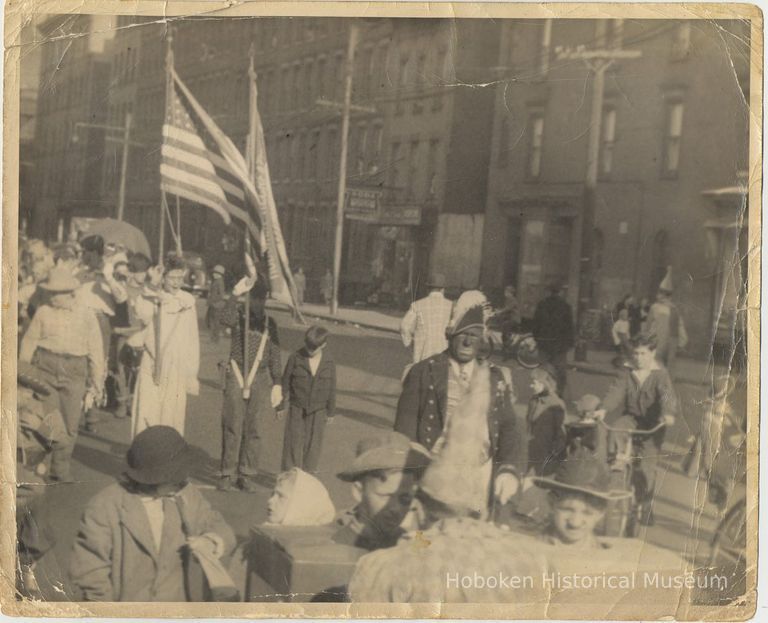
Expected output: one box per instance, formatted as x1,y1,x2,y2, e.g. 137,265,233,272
394,352,527,478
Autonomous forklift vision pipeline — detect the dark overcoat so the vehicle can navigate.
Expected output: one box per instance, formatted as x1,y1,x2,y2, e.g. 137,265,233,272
393,352,527,478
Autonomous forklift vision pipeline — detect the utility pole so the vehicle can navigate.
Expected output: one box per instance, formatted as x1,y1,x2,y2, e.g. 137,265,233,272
73,110,139,222
330,22,359,316
556,32,641,359
117,111,133,221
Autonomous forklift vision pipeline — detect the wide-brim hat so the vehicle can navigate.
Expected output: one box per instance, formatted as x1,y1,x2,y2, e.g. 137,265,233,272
337,431,432,482
17,362,56,396
125,425,195,485
533,448,631,502
40,267,81,292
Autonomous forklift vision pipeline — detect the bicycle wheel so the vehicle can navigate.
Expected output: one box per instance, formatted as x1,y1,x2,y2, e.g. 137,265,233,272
602,468,630,537
516,336,541,369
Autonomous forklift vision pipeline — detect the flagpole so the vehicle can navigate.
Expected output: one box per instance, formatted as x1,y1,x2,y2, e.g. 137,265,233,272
161,27,174,263
242,47,257,400
175,195,183,254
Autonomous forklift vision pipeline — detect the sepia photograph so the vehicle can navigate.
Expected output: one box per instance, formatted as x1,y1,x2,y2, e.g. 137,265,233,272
3,2,760,619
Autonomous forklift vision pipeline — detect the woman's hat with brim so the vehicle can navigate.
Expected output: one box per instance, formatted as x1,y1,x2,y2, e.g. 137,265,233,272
125,425,195,485
40,267,81,293
337,431,431,482
533,448,631,502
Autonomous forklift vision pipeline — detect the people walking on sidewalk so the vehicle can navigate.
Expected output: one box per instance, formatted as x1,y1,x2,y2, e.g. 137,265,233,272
532,283,575,396
320,268,333,306
399,273,453,365
19,267,105,482
279,325,336,473
647,267,688,376
217,275,283,492
131,256,200,438
69,426,235,602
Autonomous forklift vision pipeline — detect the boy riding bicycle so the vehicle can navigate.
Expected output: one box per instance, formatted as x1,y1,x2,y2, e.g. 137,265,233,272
593,334,678,527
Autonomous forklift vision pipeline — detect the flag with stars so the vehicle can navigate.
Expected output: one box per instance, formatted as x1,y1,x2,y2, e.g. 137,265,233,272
161,67,264,246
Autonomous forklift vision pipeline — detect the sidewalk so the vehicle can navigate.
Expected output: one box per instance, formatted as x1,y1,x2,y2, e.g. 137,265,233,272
269,300,727,388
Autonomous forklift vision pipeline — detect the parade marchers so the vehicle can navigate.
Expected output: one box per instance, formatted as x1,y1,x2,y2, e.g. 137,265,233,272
15,235,732,604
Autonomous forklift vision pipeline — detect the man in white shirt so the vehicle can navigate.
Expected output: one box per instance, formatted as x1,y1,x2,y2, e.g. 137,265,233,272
400,273,453,364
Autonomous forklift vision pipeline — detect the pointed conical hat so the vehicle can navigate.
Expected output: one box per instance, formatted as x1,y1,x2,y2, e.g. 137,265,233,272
658,265,673,293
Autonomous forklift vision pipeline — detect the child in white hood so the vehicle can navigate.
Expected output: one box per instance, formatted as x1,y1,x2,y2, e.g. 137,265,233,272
267,468,336,526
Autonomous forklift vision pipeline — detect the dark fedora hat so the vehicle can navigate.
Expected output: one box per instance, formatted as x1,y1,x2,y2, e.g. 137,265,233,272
125,426,195,485
533,448,631,502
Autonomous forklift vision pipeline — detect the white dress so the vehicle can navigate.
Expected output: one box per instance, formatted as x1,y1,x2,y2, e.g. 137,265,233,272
131,289,200,437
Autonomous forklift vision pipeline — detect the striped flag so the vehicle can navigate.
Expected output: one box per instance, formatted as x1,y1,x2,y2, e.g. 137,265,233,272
161,67,264,247
246,61,302,314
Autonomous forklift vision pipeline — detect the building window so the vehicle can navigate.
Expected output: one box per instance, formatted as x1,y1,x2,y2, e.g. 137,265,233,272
333,53,344,100
297,132,306,180
390,141,403,191
671,21,692,61
318,57,328,99
355,124,368,174
309,129,320,180
498,118,511,168
304,60,314,108
327,127,338,179
370,124,384,172
600,107,617,177
396,54,409,115
426,138,440,197
662,101,684,178
527,113,545,179
406,140,420,198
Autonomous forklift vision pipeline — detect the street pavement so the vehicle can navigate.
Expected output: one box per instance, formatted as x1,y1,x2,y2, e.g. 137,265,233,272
30,305,728,601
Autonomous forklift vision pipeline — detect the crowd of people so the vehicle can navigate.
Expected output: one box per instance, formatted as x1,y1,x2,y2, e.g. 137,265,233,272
15,238,728,604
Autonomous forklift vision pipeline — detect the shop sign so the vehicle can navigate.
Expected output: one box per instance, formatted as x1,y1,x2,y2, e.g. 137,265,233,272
346,187,382,222
379,204,422,226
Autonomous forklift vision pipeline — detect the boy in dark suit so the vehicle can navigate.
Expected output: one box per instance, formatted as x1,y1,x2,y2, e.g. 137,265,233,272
279,326,336,472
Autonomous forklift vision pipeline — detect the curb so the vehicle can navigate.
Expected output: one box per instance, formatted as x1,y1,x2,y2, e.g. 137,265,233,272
266,302,401,335
268,302,711,387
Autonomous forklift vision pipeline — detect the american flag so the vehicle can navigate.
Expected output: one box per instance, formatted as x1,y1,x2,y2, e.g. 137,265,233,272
161,68,263,245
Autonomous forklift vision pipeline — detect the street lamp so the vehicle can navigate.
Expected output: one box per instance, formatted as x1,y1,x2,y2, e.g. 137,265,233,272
71,111,142,222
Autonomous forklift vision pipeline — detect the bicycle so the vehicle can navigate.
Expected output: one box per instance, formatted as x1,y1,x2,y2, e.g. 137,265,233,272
597,419,666,537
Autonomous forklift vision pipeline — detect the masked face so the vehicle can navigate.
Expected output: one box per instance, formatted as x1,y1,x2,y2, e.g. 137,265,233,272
357,469,416,538
449,327,484,364
551,494,605,545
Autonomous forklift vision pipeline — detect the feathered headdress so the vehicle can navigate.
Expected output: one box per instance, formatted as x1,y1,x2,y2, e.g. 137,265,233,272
447,290,493,337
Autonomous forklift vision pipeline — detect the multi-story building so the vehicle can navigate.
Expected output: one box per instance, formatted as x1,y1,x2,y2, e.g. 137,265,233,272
31,16,502,305
479,18,750,349
29,14,115,239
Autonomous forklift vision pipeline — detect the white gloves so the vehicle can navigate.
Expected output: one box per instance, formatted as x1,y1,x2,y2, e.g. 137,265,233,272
270,385,283,409
232,253,259,297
